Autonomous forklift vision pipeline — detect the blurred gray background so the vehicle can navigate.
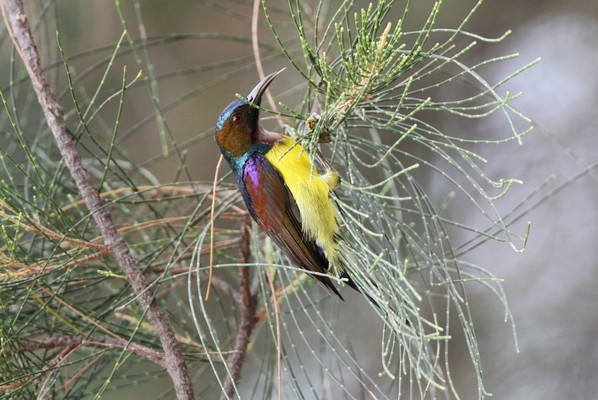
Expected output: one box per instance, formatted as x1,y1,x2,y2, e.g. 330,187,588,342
14,0,598,399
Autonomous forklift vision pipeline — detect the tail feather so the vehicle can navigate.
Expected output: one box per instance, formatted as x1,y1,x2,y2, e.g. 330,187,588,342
339,270,382,309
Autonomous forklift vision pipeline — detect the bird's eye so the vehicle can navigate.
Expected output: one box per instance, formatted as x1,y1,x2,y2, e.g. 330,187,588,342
232,113,242,125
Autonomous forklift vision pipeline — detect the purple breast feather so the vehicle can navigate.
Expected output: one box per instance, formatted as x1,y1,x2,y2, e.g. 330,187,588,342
244,153,263,186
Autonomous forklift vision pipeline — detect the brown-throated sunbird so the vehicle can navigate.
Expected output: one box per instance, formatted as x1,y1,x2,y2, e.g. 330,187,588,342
214,70,363,300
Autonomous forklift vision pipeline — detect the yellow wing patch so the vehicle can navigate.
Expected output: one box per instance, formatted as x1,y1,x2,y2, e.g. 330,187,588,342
264,136,339,263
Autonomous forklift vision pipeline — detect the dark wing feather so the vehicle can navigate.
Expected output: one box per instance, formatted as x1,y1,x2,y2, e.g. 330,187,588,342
241,152,343,299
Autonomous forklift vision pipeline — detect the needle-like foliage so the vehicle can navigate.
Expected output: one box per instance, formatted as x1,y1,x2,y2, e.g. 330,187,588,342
0,1,539,399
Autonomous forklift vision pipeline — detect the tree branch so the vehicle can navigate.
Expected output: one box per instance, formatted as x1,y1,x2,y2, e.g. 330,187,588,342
14,336,165,367
221,214,258,399
0,1,194,398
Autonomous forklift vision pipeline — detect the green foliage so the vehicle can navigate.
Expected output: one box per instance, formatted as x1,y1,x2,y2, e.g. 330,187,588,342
252,1,535,397
0,0,538,399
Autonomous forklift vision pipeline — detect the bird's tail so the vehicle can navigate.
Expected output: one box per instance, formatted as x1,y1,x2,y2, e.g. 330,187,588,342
338,270,383,309
334,238,383,309
336,238,411,325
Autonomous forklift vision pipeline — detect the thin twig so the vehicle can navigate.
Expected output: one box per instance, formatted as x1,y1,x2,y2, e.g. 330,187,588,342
252,0,283,129
0,1,194,398
265,269,283,400
206,154,224,300
37,343,78,399
221,214,258,399
16,335,164,366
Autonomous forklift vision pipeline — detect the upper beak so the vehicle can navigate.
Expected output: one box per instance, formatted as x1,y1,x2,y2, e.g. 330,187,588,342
246,69,284,106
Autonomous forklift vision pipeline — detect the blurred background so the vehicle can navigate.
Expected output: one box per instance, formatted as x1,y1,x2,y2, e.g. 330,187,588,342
3,0,597,399
459,1,598,399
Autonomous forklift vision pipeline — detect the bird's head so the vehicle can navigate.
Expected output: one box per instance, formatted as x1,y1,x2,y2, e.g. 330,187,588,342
215,70,281,157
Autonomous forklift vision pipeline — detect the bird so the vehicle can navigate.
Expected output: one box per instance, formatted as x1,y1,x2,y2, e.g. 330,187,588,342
214,70,360,300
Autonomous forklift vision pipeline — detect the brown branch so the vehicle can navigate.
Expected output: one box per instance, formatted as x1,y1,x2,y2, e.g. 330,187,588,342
15,335,164,367
0,1,194,398
0,249,109,281
221,214,258,399
2,336,163,393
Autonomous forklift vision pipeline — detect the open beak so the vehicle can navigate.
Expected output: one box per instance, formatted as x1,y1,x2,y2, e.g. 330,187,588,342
246,69,284,106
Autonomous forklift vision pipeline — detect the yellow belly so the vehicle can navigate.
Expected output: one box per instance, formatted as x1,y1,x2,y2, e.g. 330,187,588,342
264,136,339,263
